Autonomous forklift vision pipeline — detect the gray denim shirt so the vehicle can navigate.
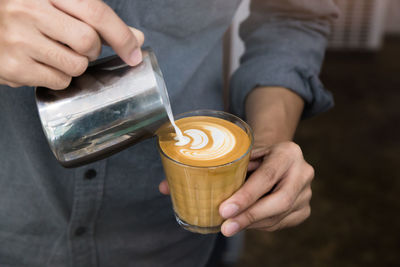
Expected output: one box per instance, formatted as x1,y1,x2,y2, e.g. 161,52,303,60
0,1,338,266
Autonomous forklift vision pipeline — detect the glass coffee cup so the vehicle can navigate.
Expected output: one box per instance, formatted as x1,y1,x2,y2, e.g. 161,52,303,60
157,110,253,234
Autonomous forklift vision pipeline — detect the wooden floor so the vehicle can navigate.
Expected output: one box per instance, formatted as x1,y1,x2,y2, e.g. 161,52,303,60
235,38,400,267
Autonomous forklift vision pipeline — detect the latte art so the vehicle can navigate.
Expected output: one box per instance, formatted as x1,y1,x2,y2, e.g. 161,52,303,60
175,126,235,161
158,116,250,167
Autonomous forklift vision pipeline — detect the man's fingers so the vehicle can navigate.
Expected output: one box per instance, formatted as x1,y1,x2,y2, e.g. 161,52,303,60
31,62,72,90
0,77,22,88
159,179,170,195
129,27,145,47
221,183,298,234
30,35,89,77
221,202,311,237
0,55,71,90
242,207,311,234
219,151,292,219
25,61,72,90
255,206,311,232
220,169,313,237
97,27,144,52
50,0,143,66
247,160,261,172
250,146,270,160
247,146,270,171
36,6,101,61
247,186,312,229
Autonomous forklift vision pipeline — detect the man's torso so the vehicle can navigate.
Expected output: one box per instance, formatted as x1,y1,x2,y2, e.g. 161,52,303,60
0,1,241,266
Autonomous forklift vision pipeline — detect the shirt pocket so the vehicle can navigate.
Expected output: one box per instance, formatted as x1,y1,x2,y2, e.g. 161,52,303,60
140,0,238,38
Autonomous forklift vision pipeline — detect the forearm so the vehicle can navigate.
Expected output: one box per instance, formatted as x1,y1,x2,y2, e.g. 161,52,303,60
245,86,304,147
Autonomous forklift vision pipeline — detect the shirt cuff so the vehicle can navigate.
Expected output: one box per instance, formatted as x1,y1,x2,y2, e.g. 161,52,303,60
229,58,334,119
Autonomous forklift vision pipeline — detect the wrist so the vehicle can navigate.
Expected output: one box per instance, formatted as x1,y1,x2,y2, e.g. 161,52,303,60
245,86,304,147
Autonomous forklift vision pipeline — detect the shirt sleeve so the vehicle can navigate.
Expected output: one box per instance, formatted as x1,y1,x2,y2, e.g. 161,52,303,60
229,0,339,119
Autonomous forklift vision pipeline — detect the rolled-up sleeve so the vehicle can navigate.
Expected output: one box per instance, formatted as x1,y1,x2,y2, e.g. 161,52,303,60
230,0,339,119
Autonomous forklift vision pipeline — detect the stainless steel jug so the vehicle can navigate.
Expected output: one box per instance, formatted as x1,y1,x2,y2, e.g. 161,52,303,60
35,48,170,168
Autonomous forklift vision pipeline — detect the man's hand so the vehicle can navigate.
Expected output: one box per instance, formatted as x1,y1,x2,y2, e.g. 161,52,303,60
218,142,314,236
158,142,314,237
218,86,313,236
0,0,144,89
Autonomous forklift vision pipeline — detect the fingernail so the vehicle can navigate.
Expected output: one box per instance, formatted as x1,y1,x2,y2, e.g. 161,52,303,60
221,203,239,218
129,48,142,66
224,221,240,236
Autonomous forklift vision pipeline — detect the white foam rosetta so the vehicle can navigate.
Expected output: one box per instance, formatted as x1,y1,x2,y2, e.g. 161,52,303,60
174,125,236,161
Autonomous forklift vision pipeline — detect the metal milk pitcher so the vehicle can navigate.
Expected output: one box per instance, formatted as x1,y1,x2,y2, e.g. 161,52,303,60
35,48,170,168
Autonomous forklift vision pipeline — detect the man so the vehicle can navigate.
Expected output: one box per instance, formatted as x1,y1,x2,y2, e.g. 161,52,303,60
0,0,338,266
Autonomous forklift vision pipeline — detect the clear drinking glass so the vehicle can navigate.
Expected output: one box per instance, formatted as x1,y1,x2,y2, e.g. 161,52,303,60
157,110,253,234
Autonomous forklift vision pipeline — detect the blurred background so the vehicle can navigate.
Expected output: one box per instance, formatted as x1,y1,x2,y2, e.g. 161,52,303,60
222,0,400,266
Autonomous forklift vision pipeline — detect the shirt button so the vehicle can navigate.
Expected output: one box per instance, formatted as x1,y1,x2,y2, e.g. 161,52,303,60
74,226,87,236
84,169,97,180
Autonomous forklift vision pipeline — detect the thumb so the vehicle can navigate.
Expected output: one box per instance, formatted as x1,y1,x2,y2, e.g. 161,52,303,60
101,26,145,66
129,27,145,47
123,27,144,66
159,179,170,195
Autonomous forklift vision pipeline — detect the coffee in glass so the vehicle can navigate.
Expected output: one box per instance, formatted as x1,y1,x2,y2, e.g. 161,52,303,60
157,110,253,234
